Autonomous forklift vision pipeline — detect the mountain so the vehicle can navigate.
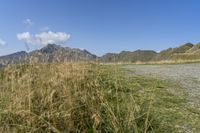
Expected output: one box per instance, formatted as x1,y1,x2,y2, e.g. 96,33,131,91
28,44,97,63
185,43,200,54
155,42,200,60
0,44,97,66
0,51,27,67
2,42,200,65
101,42,200,62
155,43,194,60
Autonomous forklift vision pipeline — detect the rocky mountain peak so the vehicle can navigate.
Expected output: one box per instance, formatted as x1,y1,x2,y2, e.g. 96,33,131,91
40,44,61,53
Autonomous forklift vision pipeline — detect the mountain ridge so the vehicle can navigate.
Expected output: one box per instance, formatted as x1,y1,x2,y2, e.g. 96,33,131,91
2,42,200,66
0,44,97,66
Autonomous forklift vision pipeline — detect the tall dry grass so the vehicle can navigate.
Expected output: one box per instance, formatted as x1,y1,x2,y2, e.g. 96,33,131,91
0,63,154,133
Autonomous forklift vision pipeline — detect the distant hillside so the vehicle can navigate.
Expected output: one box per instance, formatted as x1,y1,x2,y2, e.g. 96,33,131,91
155,43,194,60
101,42,200,62
101,50,157,62
155,43,200,61
2,42,200,65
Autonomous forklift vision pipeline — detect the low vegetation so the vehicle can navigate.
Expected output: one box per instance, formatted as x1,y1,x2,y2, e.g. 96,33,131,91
0,63,199,132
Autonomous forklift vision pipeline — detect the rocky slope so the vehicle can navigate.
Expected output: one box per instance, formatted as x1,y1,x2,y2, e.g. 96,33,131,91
27,44,97,63
0,51,27,66
0,44,97,66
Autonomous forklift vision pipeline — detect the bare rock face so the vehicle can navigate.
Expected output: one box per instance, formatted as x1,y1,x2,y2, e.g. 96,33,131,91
40,44,62,54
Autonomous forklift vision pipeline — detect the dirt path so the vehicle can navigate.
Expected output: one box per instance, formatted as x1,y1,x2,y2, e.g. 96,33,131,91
125,64,200,110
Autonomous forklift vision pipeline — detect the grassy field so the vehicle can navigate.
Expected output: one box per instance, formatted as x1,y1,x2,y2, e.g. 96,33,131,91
0,63,199,132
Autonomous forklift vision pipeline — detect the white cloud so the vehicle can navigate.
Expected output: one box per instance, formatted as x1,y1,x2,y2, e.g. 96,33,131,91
35,31,70,45
17,31,70,46
17,32,32,43
23,19,34,27
0,38,7,46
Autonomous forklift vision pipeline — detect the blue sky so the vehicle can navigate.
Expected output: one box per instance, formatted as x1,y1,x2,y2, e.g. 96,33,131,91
1,0,200,56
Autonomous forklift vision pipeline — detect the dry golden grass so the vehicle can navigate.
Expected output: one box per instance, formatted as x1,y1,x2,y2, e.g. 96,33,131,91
0,63,153,132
